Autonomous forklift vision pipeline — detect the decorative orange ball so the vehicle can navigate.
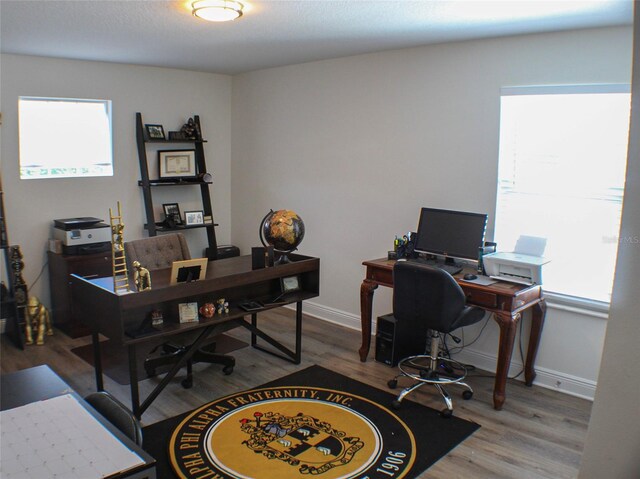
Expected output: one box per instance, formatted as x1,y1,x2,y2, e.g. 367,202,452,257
199,302,215,318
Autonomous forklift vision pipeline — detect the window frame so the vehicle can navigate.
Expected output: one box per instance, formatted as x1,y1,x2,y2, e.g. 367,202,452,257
495,84,631,313
18,96,114,179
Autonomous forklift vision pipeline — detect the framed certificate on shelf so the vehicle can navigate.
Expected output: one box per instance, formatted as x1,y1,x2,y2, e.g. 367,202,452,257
158,150,196,178
178,302,199,323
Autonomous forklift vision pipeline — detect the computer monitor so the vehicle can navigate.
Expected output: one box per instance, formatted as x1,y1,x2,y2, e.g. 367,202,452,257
414,207,488,263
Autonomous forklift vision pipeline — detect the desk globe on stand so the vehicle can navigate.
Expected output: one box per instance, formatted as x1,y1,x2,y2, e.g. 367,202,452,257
259,209,305,264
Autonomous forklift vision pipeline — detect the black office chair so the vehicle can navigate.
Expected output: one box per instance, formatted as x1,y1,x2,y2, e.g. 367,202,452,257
125,234,235,388
387,261,485,418
85,391,143,446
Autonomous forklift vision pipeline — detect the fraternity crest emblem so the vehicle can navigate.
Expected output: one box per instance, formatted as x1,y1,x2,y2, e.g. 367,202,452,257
170,386,416,479
239,411,364,474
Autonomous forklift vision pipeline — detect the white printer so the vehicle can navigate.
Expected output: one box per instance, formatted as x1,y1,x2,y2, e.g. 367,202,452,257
53,217,112,255
483,236,550,285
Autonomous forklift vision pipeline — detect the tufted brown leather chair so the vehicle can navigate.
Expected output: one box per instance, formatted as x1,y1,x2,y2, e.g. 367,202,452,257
124,234,235,388
124,233,191,272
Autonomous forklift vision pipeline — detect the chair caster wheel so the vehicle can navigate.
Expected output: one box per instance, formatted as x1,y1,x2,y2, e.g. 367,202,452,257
181,378,193,389
462,390,473,400
223,366,234,375
391,399,402,410
387,379,398,389
440,408,453,419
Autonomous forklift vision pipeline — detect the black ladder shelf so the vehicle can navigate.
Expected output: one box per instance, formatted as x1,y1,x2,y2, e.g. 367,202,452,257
1,176,26,349
135,113,218,259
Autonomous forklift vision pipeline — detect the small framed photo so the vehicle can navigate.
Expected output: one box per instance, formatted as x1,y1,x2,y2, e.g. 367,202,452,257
178,302,199,323
158,150,197,178
281,275,302,294
163,203,183,225
145,124,165,140
170,258,208,285
185,210,204,226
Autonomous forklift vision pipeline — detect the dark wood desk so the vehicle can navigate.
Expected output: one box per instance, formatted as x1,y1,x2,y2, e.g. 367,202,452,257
72,254,320,418
1,365,156,478
360,258,546,410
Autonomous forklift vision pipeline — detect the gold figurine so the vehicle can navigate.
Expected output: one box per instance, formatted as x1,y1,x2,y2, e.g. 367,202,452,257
25,296,53,346
112,223,125,251
109,201,130,294
133,261,152,291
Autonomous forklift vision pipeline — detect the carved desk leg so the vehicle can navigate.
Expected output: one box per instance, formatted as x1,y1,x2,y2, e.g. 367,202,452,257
359,279,378,362
493,311,520,410
525,299,547,386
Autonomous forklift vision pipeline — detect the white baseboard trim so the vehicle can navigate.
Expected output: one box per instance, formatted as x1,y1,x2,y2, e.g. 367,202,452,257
299,301,364,331
298,301,597,401
453,348,597,401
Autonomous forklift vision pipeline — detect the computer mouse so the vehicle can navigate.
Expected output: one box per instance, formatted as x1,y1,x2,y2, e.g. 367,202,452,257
463,273,477,281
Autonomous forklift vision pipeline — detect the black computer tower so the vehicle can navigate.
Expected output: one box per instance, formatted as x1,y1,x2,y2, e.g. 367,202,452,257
375,314,426,367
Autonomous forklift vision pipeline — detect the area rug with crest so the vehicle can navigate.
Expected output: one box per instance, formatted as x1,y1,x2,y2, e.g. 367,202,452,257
142,365,480,479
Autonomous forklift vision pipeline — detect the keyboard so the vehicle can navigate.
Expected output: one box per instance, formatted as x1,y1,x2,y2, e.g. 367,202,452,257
407,258,462,276
438,264,463,275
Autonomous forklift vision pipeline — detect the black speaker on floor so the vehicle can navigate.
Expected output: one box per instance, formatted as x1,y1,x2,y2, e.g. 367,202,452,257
375,313,425,367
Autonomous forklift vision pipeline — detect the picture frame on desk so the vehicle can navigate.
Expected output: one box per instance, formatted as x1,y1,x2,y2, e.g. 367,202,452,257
281,275,301,294
178,302,199,323
170,258,208,285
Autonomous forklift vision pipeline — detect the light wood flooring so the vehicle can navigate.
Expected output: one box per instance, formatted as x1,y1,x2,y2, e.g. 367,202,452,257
0,309,591,478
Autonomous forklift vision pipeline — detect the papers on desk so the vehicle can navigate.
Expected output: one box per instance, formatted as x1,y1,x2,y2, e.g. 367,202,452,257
0,394,145,479
461,275,498,286
514,235,547,257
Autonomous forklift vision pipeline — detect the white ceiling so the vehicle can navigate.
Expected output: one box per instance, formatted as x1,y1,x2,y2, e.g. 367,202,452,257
0,0,633,75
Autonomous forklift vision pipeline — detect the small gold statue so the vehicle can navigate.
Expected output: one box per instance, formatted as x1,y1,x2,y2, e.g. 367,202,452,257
133,261,152,291
25,296,53,346
112,223,125,251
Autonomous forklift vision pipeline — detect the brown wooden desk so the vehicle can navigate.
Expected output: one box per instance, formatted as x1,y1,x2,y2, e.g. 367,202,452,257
72,254,319,418
360,258,546,410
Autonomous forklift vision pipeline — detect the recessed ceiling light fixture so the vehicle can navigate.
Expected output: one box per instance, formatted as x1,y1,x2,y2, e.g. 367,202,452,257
192,0,244,22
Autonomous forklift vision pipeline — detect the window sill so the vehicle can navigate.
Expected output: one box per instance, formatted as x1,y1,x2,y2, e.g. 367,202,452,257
544,291,609,319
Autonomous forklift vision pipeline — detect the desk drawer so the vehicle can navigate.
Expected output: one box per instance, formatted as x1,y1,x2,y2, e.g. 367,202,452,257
466,289,498,308
368,267,393,286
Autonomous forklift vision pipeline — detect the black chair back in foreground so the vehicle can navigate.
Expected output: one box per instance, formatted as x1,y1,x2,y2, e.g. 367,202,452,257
85,391,143,447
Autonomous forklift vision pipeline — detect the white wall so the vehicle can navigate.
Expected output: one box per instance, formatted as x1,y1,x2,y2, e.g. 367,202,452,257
231,27,633,399
0,55,232,307
1,28,633,401
579,6,640,476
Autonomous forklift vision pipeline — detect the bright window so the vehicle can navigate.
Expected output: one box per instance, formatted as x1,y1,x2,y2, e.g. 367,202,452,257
495,85,630,303
19,97,113,179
